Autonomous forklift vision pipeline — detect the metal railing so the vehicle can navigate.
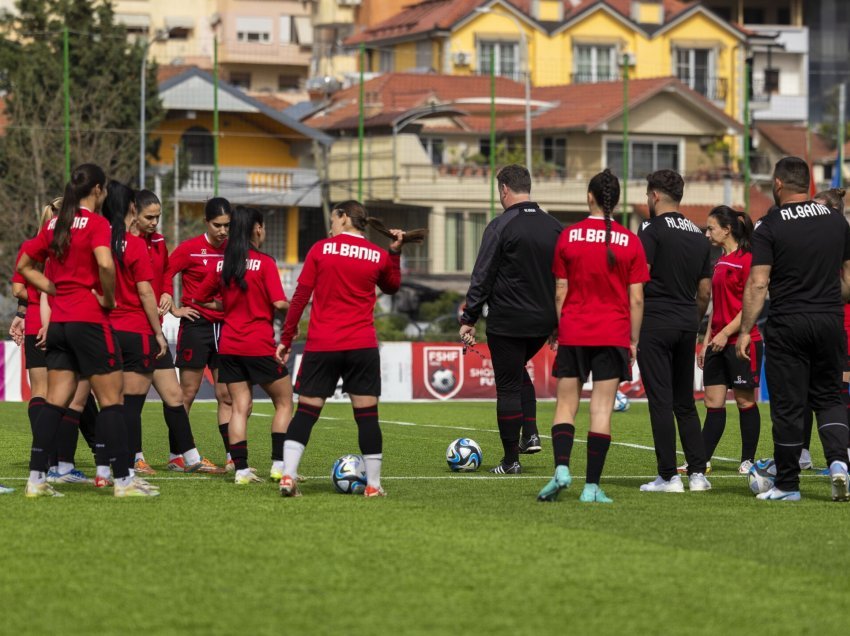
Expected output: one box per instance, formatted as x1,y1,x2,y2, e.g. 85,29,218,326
180,165,322,206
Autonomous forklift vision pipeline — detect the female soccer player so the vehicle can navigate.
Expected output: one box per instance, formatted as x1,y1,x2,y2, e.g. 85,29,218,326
163,198,231,471
195,206,292,485
276,200,404,498
17,163,157,497
695,206,761,475
537,169,648,503
131,190,222,474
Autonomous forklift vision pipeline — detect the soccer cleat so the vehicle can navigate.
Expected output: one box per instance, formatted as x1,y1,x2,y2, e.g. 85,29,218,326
134,459,156,476
799,448,813,470
133,476,160,490
490,460,522,475
167,457,186,472
640,475,685,493
817,467,830,476
738,460,755,475
25,481,64,498
677,461,711,475
0,483,14,494
279,475,301,498
114,480,160,498
192,457,226,474
688,472,712,491
270,466,284,481
537,465,572,502
756,487,801,501
56,468,93,484
518,434,542,454
225,459,235,473
363,485,386,497
579,483,613,503
46,468,61,483
235,469,263,485
93,475,114,488
829,461,849,502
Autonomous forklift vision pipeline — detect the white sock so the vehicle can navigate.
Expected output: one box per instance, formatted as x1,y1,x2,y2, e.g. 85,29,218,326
58,461,75,474
115,476,133,487
283,440,306,478
48,465,58,474
184,448,201,465
226,452,232,461
128,467,136,478
96,465,111,479
169,453,180,461
363,453,383,489
135,452,145,462
29,470,45,484
272,460,284,474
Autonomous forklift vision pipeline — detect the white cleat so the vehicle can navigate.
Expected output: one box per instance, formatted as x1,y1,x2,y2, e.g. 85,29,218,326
738,460,754,475
640,475,685,493
756,487,801,501
688,472,712,491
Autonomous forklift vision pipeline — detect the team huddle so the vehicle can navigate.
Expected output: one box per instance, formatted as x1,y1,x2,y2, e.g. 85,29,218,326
2,156,849,503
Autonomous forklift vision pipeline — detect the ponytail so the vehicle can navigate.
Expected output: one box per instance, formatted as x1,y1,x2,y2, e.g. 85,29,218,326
102,180,135,265
51,163,106,261
814,188,846,214
222,206,264,291
588,168,621,268
708,205,753,254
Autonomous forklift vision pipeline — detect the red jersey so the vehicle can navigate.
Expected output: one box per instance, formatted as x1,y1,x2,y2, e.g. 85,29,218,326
843,304,850,355
109,233,155,335
281,233,401,352
198,249,286,357
165,233,225,322
552,217,649,348
13,241,42,336
143,232,169,300
24,208,111,325
710,249,761,345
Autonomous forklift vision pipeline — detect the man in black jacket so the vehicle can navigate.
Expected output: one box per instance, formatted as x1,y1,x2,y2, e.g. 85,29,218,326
459,164,563,473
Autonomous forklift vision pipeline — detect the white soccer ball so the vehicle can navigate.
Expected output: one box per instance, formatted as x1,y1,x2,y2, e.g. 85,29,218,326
446,438,482,472
747,458,777,495
614,390,630,412
431,367,456,394
331,454,367,494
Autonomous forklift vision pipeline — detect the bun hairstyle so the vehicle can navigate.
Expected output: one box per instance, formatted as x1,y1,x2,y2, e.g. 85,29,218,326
814,188,846,214
102,180,135,265
588,168,621,268
708,205,754,254
39,197,62,227
52,163,106,261
223,206,264,291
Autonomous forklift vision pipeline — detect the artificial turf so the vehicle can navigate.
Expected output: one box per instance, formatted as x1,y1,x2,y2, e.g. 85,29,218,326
0,400,846,635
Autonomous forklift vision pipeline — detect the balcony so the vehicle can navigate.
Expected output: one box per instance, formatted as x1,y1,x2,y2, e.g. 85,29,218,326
571,71,620,84
678,76,728,104
179,166,322,207
217,41,311,67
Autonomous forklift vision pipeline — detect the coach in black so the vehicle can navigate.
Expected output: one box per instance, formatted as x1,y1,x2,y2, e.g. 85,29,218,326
459,164,563,474
637,170,712,493
737,156,850,502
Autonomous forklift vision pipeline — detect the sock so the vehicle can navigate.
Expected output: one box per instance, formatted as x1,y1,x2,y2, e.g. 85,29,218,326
551,423,576,467
169,453,180,461
58,461,74,474
497,410,523,464
701,407,727,460
135,452,145,462
230,440,248,471
57,408,81,465
97,404,130,480
27,396,46,436
167,418,178,456
163,403,196,454
739,404,760,462
96,465,111,479
124,395,146,468
586,432,612,485
271,432,286,462
287,403,322,446
520,375,539,438
363,453,383,489
272,460,284,474
184,448,201,465
78,393,98,452
29,470,46,484
115,476,133,487
354,406,382,455
30,403,64,473
218,423,231,455
283,440,306,478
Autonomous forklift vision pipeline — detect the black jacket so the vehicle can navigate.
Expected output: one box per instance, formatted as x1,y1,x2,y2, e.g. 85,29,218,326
461,201,563,337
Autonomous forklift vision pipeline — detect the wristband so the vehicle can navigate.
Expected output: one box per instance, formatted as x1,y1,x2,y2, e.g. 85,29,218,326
15,311,26,320
17,298,27,308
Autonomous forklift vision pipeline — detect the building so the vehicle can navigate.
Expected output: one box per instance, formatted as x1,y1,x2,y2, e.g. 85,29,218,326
753,122,850,187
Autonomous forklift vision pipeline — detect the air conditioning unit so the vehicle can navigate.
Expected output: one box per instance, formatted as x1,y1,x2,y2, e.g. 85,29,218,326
452,51,472,66
339,0,361,6
620,51,636,67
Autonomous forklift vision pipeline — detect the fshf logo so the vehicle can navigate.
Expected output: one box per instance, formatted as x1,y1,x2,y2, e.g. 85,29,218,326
423,346,464,400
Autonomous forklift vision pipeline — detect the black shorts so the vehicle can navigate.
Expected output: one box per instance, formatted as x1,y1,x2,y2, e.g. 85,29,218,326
115,331,158,374
218,354,289,386
154,346,176,370
295,348,380,398
45,322,122,378
553,345,631,383
703,341,763,390
24,334,46,370
176,316,221,370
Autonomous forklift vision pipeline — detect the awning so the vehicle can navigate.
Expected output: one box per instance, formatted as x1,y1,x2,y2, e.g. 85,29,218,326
116,13,151,29
165,16,195,30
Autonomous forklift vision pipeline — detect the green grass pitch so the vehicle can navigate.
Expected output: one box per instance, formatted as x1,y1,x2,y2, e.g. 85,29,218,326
0,399,846,635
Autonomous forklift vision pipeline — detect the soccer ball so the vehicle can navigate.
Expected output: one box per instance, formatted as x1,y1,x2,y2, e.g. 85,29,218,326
614,390,630,412
747,458,777,495
446,438,482,472
331,454,367,494
431,367,457,394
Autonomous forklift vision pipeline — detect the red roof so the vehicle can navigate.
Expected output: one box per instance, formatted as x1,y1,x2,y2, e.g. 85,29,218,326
756,122,850,164
564,0,694,24
156,64,199,84
249,93,292,111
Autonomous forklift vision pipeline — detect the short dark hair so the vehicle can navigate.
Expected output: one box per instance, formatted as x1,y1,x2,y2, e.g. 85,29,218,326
496,164,531,194
646,169,684,203
774,156,810,194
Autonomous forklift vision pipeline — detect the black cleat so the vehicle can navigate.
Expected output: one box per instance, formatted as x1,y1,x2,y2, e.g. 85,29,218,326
518,434,542,454
490,460,522,475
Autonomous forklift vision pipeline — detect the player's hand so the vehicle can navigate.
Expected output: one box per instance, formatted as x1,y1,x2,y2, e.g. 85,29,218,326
736,333,752,361
158,293,173,316
459,324,476,346
172,306,200,321
35,326,48,349
388,229,404,252
548,330,558,352
45,281,56,296
154,332,168,359
697,350,705,369
92,289,115,309
629,342,638,366
275,343,290,366
709,331,728,352
9,316,24,346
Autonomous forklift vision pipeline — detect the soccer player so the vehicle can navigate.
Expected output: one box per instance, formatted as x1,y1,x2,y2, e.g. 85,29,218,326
163,198,231,470
459,164,563,474
695,206,761,475
195,206,292,485
537,169,648,503
131,190,222,474
17,163,157,497
276,200,404,498
737,157,850,501
637,169,712,493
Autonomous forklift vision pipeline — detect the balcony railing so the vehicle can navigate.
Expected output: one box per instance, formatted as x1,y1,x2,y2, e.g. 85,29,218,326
571,71,620,84
179,166,322,207
678,76,728,102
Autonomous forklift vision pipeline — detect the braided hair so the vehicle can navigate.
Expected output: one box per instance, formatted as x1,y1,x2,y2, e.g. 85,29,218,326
588,169,621,268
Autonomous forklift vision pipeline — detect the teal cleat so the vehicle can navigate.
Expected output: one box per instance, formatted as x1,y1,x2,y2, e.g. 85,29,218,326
537,465,572,502
579,483,613,503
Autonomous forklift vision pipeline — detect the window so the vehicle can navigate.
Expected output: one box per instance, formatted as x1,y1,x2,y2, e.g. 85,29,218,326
416,40,432,70
573,45,617,83
743,8,765,24
236,17,272,43
479,138,491,159
422,138,444,165
229,72,251,89
674,48,721,100
543,137,567,169
280,16,293,43
278,74,300,90
477,41,519,79
181,126,214,165
446,211,487,272
379,49,394,73
606,139,680,178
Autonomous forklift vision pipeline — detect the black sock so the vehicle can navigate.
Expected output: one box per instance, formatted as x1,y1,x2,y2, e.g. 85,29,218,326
98,404,129,479
30,403,64,472
287,403,322,446
551,423,575,467
802,409,813,451
271,432,286,461
497,410,522,464
124,394,146,467
78,393,98,453
218,423,231,455
353,406,382,455
701,407,727,460
57,409,81,465
230,440,248,470
27,396,46,437
586,432,611,484
739,404,760,462
163,403,196,454
520,375,539,438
